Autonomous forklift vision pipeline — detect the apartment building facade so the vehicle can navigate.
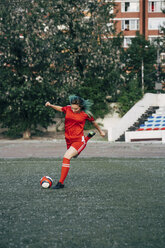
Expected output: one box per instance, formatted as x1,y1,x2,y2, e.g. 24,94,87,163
113,0,165,47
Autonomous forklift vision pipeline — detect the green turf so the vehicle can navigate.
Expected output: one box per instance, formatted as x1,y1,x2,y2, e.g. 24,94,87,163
0,158,165,248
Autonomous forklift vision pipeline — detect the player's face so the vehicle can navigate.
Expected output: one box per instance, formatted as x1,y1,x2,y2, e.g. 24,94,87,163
71,104,81,113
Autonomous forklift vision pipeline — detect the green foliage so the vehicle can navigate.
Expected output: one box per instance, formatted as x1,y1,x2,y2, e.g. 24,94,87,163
121,33,157,92
116,33,158,116
0,0,122,137
118,79,142,116
1,2,161,137
154,25,165,87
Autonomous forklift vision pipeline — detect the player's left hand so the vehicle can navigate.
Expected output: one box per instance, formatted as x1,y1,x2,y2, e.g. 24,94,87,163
100,130,106,137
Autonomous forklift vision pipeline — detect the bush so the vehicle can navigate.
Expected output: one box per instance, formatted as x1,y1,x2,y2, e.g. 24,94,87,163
118,79,142,116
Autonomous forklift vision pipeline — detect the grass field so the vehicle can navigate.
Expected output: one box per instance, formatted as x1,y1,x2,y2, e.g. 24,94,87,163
0,158,165,248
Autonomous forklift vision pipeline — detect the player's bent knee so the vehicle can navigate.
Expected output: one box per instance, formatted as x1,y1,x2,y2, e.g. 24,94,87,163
64,146,78,160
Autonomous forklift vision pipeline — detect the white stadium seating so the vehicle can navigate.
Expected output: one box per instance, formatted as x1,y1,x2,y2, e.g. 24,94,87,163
125,106,165,142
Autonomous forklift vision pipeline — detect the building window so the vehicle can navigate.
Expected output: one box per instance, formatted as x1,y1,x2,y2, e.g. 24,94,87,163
124,37,133,48
121,2,139,12
148,18,165,30
125,2,130,12
148,36,159,45
122,19,139,31
122,20,130,30
148,1,165,13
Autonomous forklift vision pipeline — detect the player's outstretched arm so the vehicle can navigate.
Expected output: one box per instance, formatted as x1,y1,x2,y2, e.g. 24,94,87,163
92,121,106,137
45,102,63,112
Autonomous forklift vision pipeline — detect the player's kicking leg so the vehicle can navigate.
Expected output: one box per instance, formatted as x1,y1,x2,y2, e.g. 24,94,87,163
85,130,96,142
73,131,96,158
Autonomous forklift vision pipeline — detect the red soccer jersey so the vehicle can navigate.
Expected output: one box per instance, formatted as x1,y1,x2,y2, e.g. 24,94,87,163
62,105,95,140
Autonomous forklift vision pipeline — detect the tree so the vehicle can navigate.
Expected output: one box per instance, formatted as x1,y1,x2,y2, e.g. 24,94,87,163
123,33,157,92
154,7,165,89
117,78,142,117
0,1,64,138
48,0,123,117
117,33,157,116
0,0,123,138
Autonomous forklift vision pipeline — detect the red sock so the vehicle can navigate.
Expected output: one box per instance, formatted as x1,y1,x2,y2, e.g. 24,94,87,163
59,158,70,184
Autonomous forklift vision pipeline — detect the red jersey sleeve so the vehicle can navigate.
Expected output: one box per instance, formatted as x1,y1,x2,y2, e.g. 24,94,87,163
86,114,95,122
62,106,68,114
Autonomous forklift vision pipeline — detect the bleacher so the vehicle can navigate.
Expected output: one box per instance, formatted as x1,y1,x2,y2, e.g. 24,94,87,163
137,107,165,131
107,93,165,142
125,106,165,143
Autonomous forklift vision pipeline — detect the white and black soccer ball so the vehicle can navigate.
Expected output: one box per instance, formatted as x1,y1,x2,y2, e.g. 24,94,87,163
40,176,53,189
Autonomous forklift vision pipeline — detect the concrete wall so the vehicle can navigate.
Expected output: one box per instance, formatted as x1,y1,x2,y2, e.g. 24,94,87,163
96,103,121,132
125,130,165,143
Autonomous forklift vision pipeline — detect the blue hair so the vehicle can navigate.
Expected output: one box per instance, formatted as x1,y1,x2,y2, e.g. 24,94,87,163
69,95,93,116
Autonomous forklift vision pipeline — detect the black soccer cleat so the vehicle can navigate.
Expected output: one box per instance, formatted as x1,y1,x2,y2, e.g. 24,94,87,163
87,131,96,138
52,182,64,189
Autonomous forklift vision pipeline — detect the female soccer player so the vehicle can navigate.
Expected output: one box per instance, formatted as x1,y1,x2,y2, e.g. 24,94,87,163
45,95,105,189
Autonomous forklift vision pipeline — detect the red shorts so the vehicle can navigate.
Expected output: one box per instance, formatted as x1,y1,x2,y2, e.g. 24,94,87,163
65,136,87,155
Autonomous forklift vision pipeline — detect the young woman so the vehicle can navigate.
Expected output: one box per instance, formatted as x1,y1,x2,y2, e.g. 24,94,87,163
45,95,105,189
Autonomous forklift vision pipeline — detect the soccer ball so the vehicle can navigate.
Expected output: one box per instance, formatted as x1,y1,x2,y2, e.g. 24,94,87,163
40,176,53,189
